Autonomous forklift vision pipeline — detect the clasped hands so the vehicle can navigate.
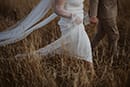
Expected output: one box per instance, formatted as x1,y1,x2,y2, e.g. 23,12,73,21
89,16,98,24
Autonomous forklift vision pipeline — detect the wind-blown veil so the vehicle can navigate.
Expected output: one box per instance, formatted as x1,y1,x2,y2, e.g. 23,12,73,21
0,0,57,46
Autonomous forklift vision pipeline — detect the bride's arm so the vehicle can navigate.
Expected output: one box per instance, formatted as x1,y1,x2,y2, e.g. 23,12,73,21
54,0,72,19
54,0,82,24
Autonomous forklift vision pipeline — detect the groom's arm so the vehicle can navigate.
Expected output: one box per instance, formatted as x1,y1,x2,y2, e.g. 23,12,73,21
89,0,99,17
89,0,99,24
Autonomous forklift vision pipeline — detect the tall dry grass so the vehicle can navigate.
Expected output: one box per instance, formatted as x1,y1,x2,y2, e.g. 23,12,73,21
0,0,130,87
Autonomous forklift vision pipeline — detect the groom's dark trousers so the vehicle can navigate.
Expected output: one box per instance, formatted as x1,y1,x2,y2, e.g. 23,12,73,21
89,0,119,56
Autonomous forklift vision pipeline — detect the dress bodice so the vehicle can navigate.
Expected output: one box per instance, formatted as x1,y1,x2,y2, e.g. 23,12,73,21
58,0,84,25
64,0,84,14
58,0,85,34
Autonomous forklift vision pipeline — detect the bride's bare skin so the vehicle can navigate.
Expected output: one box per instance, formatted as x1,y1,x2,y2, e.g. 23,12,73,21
54,0,82,24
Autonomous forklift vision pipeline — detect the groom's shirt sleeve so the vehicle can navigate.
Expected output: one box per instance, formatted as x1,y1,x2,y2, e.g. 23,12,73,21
89,0,99,17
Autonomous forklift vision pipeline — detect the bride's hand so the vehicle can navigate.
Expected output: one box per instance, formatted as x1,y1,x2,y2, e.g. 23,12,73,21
71,14,83,25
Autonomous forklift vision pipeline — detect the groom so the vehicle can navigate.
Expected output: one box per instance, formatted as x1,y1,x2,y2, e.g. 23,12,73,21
89,0,119,57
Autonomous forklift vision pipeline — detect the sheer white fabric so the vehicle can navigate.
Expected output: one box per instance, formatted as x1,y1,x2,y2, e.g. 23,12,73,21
15,0,92,62
0,0,57,46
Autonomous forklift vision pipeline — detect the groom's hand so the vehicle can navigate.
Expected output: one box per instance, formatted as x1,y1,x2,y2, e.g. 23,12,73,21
89,16,98,24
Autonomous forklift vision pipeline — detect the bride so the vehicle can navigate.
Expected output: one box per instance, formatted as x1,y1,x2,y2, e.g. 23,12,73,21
34,0,93,62
0,0,97,79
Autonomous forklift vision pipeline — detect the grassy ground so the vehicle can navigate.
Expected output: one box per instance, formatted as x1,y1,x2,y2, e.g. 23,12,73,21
0,0,130,87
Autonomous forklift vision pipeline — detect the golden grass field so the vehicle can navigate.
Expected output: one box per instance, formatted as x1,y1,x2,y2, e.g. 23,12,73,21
0,0,130,87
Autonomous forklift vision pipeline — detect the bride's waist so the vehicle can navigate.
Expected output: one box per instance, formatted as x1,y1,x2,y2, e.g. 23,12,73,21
58,18,83,28
66,8,84,14
59,12,84,22
58,10,84,26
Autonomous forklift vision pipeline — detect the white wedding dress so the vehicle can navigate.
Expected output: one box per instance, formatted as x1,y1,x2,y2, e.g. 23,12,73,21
0,0,92,63
33,0,93,62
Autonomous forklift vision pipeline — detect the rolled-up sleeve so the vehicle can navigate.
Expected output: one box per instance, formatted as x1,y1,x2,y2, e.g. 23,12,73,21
89,0,99,17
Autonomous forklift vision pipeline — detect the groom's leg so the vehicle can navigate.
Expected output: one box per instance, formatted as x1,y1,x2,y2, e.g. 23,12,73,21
104,18,119,57
92,21,106,50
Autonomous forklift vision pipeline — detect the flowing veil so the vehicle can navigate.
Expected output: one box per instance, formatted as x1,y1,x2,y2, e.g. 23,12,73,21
0,0,57,46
